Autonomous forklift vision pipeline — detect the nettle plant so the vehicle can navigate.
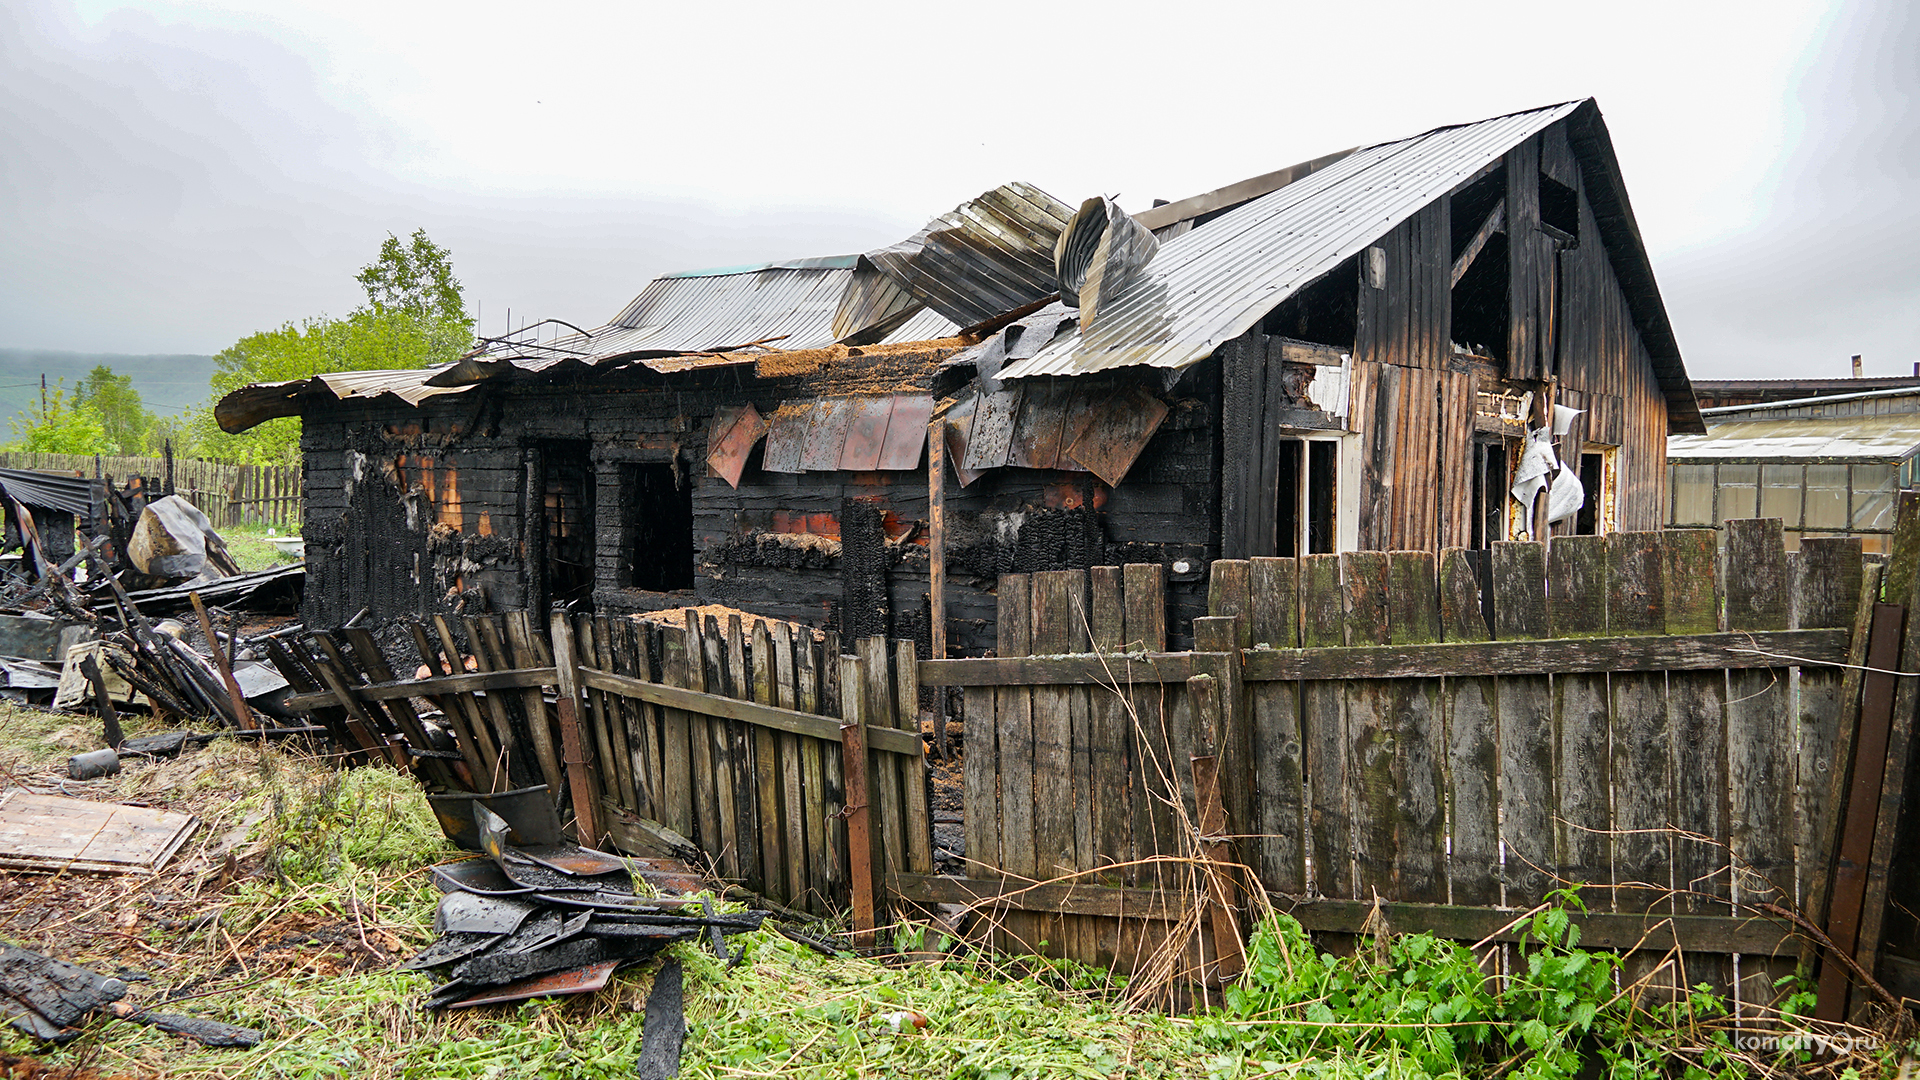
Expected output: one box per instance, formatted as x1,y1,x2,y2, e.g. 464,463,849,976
1203,888,1755,1080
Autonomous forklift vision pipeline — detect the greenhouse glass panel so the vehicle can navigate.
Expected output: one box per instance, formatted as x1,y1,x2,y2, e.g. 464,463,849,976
1760,464,1803,527
1669,464,1716,526
1805,464,1849,530
1717,464,1758,525
1852,464,1897,531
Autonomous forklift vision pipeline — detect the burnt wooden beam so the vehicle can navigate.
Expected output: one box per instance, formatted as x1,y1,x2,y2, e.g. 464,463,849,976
917,628,1846,687
1450,196,1505,288
576,666,923,758
887,874,1801,955
283,667,559,711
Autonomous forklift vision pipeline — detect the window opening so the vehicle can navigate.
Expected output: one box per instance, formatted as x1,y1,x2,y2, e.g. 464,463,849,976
1539,174,1579,241
1449,170,1510,361
1273,437,1339,556
1573,452,1604,535
624,463,694,592
541,441,596,606
1471,438,1509,549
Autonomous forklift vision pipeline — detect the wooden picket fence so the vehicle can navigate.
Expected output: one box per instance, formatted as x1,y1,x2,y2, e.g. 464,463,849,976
0,452,302,528
281,609,930,923
917,516,1917,1018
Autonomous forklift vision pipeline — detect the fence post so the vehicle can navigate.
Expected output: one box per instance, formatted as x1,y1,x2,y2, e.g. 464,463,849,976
550,610,602,847
1187,672,1244,983
839,653,877,944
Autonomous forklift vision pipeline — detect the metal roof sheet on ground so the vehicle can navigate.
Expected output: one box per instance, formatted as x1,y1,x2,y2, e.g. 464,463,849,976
1667,415,1920,462
998,102,1581,382
0,469,102,516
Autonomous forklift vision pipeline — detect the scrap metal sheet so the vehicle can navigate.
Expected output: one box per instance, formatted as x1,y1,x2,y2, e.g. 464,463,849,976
838,396,896,472
1010,382,1071,470
942,393,982,488
706,404,769,489
760,402,814,474
799,398,858,471
962,389,1022,474
1067,386,1171,486
1055,385,1098,473
878,395,934,471
445,959,619,1009
0,792,197,875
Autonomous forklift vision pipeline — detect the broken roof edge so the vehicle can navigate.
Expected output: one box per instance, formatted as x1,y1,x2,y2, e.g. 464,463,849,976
214,370,476,433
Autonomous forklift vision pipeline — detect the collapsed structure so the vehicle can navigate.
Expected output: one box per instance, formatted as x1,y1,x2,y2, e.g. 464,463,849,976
216,98,1700,652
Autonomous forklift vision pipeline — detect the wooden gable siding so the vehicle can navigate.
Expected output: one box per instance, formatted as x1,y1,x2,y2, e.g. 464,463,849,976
1349,201,1476,552
1545,121,1669,533
1340,119,1670,550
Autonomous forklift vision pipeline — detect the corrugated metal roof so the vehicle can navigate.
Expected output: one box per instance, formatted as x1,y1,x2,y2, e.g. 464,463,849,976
214,367,472,433
998,103,1582,380
1667,414,1920,463
1700,386,1920,418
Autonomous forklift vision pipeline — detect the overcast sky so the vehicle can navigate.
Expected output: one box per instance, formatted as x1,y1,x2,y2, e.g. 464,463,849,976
2,0,1913,380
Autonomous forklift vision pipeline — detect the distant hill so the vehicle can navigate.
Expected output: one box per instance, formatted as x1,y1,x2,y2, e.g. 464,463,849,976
0,349,219,430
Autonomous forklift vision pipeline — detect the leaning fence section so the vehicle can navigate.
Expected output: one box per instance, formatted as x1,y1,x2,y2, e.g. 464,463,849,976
283,609,930,920
920,520,1905,1013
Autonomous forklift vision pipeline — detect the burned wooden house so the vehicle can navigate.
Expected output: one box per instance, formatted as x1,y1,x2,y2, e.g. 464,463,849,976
217,98,1700,652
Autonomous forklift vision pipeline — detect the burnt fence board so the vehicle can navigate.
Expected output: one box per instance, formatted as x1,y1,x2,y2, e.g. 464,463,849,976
951,518,1898,1003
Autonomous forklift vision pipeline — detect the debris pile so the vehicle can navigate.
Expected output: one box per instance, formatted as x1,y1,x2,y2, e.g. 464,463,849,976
0,471,314,771
0,940,260,1048
412,805,766,1011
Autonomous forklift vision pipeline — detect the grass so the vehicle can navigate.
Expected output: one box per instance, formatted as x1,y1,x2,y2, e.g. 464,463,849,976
3,704,1910,1079
213,524,302,574
0,704,1234,1080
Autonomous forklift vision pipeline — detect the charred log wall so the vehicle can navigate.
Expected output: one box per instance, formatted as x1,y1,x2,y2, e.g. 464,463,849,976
299,363,1222,653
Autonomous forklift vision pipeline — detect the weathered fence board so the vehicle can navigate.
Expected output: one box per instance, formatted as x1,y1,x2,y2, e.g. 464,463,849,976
941,522,1891,1008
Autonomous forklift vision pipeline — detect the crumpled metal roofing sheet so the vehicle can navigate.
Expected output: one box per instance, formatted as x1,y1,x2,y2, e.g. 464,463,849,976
1667,415,1920,463
485,262,958,376
998,102,1581,380
865,182,1076,328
